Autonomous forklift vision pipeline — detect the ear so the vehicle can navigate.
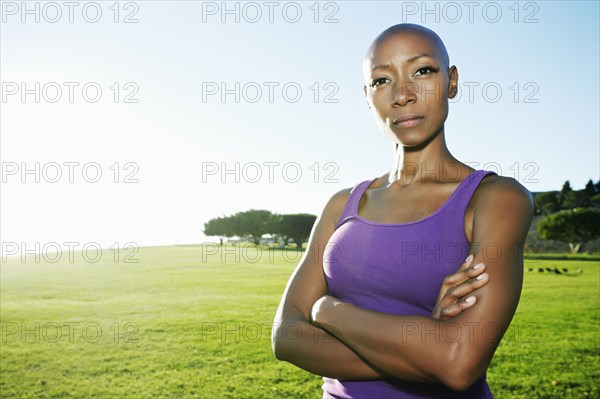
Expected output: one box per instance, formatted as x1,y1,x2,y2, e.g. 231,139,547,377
447,65,459,99
363,85,371,111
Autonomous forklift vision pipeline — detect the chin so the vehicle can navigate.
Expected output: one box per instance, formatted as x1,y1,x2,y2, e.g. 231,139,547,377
394,131,425,144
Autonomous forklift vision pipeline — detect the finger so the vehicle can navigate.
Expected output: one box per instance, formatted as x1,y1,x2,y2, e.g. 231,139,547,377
436,257,479,305
443,273,490,302
439,296,477,320
463,263,487,281
442,262,486,290
436,258,475,303
438,273,489,306
457,254,474,272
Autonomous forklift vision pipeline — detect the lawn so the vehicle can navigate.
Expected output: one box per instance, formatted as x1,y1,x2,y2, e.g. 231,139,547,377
1,245,598,398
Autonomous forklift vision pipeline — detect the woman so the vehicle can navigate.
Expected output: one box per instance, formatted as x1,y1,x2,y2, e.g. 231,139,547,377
272,23,533,398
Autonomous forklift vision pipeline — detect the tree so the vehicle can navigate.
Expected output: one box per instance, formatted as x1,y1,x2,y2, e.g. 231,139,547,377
533,191,560,215
234,209,277,246
562,190,589,209
269,214,284,246
559,180,572,208
585,179,597,196
277,213,317,249
203,216,234,246
560,181,572,195
591,193,600,209
537,208,600,253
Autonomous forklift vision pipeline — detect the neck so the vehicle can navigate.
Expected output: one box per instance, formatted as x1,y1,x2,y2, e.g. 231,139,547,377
388,130,460,185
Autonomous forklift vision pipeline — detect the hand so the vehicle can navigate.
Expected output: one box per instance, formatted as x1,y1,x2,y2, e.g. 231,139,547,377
310,294,344,328
430,255,489,320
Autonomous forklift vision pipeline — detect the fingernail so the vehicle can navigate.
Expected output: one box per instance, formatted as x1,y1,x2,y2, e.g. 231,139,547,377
473,263,484,270
466,254,473,263
465,296,476,303
476,273,487,280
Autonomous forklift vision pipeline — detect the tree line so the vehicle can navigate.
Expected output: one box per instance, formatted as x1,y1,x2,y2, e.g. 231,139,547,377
203,179,600,254
534,179,600,253
203,210,317,249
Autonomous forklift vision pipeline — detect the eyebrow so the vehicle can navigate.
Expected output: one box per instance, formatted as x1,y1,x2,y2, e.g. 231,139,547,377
370,53,434,72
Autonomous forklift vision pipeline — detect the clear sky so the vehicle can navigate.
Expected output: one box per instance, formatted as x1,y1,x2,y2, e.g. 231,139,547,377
1,1,599,253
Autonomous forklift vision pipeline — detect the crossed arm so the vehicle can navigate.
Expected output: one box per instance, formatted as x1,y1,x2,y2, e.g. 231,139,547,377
271,177,533,391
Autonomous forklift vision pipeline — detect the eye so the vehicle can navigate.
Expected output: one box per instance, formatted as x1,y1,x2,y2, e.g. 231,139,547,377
370,77,389,88
415,66,440,76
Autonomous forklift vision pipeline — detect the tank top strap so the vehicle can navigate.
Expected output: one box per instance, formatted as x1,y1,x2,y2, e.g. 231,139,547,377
450,169,498,215
334,177,377,230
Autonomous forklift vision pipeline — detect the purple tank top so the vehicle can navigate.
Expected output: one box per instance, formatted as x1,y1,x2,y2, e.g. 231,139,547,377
322,169,496,399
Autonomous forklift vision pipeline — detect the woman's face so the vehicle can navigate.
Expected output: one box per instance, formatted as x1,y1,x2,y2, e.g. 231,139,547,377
363,31,458,149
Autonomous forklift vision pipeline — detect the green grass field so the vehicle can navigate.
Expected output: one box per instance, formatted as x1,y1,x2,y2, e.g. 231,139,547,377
1,245,598,398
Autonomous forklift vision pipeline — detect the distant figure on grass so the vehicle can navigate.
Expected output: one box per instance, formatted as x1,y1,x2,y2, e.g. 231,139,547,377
272,23,533,398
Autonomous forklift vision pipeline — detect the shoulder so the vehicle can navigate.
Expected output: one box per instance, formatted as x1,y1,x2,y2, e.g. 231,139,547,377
324,187,352,217
320,178,373,225
477,174,533,209
473,174,534,229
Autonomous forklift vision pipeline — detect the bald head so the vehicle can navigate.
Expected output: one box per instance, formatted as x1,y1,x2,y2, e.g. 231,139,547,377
363,23,450,82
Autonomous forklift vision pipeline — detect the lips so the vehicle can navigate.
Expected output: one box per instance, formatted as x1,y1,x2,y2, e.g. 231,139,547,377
392,114,424,125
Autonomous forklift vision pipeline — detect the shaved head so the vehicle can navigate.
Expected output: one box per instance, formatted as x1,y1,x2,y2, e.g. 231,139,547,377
360,23,460,152
363,23,450,83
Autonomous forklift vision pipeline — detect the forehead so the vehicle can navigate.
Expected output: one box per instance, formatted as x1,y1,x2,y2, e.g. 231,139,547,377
364,31,443,70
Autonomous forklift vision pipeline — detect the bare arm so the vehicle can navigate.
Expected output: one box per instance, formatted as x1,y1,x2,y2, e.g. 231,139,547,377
272,188,491,380
311,177,534,390
271,189,386,379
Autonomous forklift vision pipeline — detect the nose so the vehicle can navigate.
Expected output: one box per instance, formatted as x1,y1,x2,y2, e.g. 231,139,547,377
391,81,417,106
